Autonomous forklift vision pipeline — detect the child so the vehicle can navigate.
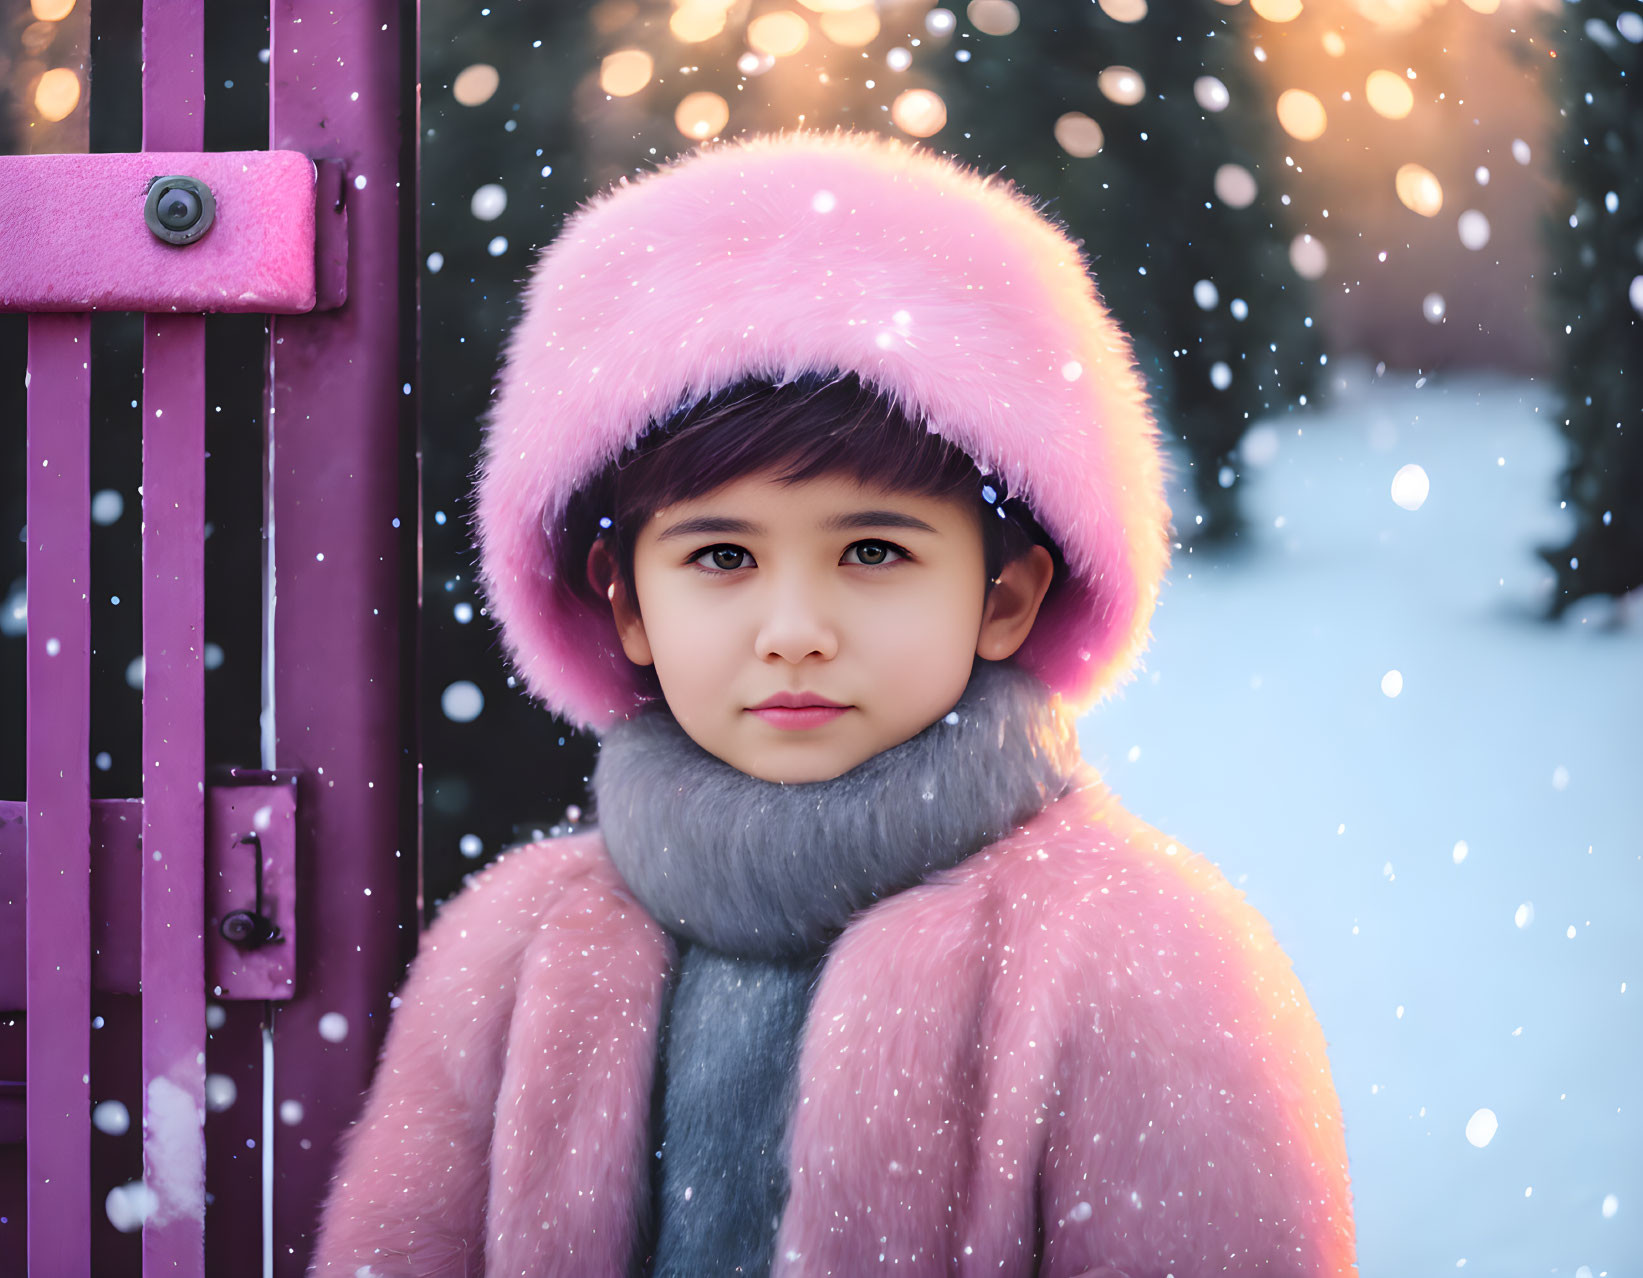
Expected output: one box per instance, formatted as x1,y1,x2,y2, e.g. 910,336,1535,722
309,129,1356,1278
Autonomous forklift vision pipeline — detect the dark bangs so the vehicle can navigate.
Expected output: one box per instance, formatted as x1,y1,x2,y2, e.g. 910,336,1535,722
553,369,1055,610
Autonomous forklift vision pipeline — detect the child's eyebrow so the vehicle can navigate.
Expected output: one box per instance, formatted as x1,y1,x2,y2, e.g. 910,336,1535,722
653,509,940,543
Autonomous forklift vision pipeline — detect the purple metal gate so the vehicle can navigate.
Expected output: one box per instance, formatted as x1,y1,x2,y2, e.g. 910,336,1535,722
0,2,418,1274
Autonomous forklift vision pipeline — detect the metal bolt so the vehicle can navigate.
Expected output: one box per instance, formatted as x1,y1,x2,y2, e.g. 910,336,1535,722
145,175,216,246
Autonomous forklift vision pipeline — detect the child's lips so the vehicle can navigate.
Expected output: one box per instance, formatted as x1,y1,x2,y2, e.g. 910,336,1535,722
747,705,850,730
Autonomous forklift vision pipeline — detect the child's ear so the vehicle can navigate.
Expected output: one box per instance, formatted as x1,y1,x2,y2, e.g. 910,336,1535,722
975,543,1056,662
586,538,655,667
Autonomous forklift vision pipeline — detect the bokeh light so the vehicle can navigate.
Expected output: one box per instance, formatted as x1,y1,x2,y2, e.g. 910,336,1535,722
470,184,507,222
671,4,729,43
34,67,80,121
675,90,729,139
1276,88,1327,141
1457,209,1491,250
452,64,499,106
1365,69,1414,119
747,10,810,57
891,88,947,137
819,5,880,46
1251,0,1303,20
1352,0,1434,30
1289,233,1328,279
1097,66,1145,106
1098,0,1148,20
1054,112,1104,158
1194,75,1230,112
30,0,75,19
1390,463,1430,511
967,0,1020,36
1395,162,1444,216
1214,163,1258,208
600,49,654,97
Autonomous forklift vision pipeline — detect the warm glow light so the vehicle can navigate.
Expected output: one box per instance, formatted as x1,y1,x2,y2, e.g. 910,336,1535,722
1350,0,1433,30
34,66,80,121
968,0,1020,36
1321,31,1347,56
601,49,654,97
1099,0,1148,20
796,0,866,10
671,4,729,42
31,0,75,19
1054,111,1104,157
1097,66,1145,106
1365,69,1414,119
675,90,729,139
820,5,880,46
1460,0,1499,11
891,88,947,137
1276,88,1326,141
1395,162,1444,216
747,11,811,57
452,63,500,106
1251,0,1303,20
1214,163,1258,208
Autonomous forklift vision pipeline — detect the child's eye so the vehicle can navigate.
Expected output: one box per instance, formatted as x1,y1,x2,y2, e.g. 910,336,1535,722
842,540,908,569
687,540,909,575
691,545,753,573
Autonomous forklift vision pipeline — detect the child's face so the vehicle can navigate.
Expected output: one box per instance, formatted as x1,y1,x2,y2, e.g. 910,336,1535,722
598,466,1054,783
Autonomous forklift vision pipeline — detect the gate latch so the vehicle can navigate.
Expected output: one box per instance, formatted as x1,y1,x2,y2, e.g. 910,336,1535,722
206,772,299,1001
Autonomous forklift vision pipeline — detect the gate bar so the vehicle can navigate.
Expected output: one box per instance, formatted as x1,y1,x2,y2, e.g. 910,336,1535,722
25,314,94,1278
267,1,416,1271
140,3,208,1276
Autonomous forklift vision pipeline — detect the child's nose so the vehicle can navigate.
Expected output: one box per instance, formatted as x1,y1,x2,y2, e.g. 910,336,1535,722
752,576,840,664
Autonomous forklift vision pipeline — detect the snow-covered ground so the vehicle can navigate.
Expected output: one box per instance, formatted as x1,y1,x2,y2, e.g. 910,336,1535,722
1077,358,1641,1276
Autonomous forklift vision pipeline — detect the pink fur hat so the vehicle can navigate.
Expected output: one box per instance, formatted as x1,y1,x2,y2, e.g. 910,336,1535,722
473,128,1171,734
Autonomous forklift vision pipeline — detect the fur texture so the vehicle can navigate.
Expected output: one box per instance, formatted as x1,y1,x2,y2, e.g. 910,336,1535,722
644,942,818,1278
472,128,1171,733
306,774,1357,1278
598,657,1082,1276
592,658,1083,960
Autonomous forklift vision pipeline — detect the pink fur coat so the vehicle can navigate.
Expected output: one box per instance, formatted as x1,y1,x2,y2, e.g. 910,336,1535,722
308,760,1356,1277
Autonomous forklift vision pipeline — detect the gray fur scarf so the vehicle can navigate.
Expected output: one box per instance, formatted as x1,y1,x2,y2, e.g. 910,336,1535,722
589,657,1084,1277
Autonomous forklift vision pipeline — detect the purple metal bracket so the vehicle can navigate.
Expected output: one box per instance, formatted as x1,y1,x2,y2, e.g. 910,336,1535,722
0,150,331,314
314,158,349,310
205,782,299,1002
0,782,301,1010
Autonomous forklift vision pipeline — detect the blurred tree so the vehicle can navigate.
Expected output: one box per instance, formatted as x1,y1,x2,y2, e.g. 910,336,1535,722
1537,0,1643,616
936,0,1327,548
421,0,601,911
